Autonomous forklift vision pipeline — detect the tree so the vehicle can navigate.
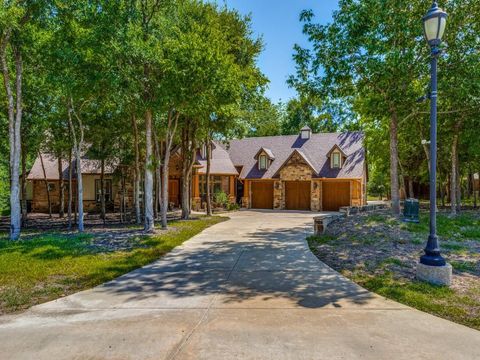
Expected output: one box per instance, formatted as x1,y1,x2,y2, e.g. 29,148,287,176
291,2,441,215
0,4,30,239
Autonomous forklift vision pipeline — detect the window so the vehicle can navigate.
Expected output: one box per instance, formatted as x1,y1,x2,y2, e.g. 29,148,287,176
332,152,341,168
301,130,311,140
47,182,56,192
95,179,112,203
259,155,267,170
199,175,229,197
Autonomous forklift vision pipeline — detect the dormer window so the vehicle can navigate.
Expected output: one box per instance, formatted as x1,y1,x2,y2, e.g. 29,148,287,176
259,155,267,170
332,151,341,168
255,147,274,170
300,125,311,140
327,144,347,169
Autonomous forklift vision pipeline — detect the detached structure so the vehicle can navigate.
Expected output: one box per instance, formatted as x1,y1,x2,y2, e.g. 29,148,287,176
26,155,118,213
27,129,367,214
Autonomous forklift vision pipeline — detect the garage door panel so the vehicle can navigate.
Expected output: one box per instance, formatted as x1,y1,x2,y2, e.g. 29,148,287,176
322,181,350,211
285,181,311,210
251,181,274,209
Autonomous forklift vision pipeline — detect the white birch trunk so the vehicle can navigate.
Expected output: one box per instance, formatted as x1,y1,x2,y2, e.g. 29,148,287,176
68,100,84,232
132,115,141,224
144,109,154,232
1,34,22,240
160,110,179,229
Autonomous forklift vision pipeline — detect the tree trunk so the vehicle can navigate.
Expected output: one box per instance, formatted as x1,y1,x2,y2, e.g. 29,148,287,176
1,33,22,240
450,131,459,215
58,154,65,218
467,171,473,200
100,158,106,223
440,178,445,208
144,109,155,232
21,142,27,226
39,152,52,218
205,139,212,216
68,100,84,232
68,148,73,230
120,169,126,223
160,110,179,229
474,173,478,209
132,115,141,224
422,142,431,175
408,178,414,199
456,160,461,212
389,112,401,216
153,128,162,220
180,120,197,220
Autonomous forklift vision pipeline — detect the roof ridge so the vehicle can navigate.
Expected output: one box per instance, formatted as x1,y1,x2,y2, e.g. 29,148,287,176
229,130,364,142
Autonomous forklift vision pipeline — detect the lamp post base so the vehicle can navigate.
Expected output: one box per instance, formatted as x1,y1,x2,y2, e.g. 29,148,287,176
420,252,446,266
416,262,452,286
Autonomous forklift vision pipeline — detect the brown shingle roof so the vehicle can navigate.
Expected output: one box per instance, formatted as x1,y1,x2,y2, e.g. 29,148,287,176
196,141,238,175
227,131,365,179
27,154,116,180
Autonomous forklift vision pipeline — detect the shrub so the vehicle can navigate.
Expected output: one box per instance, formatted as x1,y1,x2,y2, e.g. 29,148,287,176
214,191,228,207
227,202,240,211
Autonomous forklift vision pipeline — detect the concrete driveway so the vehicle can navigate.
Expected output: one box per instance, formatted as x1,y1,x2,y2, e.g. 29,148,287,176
1,210,479,360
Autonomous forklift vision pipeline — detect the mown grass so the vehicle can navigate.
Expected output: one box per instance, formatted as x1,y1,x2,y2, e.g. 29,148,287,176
351,272,480,331
0,216,226,314
405,212,480,241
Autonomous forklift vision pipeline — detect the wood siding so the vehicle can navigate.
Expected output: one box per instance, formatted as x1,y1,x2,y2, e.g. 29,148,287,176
285,181,311,210
322,181,350,211
251,181,274,209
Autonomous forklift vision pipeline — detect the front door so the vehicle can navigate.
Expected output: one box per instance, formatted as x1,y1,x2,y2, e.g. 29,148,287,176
168,179,180,207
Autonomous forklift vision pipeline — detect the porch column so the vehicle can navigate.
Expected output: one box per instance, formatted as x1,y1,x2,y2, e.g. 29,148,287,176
192,172,201,211
229,176,235,203
242,180,250,208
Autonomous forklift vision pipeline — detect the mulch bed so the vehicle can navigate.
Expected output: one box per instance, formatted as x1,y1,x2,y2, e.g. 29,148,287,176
310,210,480,296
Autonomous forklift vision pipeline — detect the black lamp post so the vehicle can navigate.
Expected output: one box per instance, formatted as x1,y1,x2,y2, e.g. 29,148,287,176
420,2,448,267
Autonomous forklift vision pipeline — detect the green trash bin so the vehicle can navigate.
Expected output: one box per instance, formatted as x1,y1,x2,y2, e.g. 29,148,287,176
403,198,419,223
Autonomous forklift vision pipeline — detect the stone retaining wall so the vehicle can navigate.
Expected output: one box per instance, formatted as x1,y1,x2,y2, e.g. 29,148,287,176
314,203,388,235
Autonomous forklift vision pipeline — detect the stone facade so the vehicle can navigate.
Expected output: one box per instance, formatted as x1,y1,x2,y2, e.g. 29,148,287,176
311,180,322,211
278,153,313,181
273,180,283,209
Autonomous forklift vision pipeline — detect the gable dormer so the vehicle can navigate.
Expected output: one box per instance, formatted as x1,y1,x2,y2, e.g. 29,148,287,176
300,125,311,140
254,147,275,171
327,145,347,169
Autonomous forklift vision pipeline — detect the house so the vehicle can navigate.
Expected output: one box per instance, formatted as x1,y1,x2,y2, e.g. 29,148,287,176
227,128,367,211
27,128,367,214
26,154,118,213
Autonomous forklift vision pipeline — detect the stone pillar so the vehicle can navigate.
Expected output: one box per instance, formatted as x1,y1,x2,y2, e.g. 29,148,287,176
273,180,283,209
311,180,321,211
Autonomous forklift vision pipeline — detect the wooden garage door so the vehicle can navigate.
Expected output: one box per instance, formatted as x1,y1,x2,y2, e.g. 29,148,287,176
251,181,274,209
285,181,311,210
322,181,350,211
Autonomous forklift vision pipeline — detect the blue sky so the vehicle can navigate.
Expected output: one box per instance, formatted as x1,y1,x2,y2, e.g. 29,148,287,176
215,0,339,103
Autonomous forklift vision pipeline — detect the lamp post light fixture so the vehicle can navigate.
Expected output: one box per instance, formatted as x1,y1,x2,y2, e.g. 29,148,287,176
420,2,447,268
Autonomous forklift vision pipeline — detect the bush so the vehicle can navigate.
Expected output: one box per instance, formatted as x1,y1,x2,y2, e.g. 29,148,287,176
214,191,229,207
227,202,240,211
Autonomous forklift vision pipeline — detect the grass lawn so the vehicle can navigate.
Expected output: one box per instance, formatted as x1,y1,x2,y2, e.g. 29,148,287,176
308,210,480,331
0,216,226,314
